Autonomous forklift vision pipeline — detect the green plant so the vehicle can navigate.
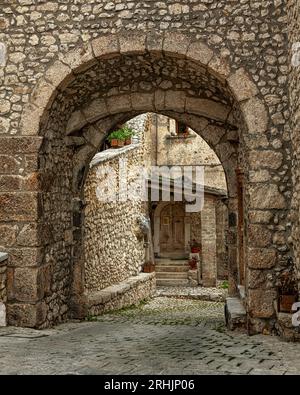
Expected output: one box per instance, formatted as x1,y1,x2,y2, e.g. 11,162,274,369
107,126,135,143
107,129,125,142
219,280,229,289
122,126,135,139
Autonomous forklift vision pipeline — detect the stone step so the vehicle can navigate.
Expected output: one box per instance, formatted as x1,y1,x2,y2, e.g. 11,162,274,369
225,297,247,331
156,279,190,287
156,272,188,279
155,265,189,272
155,260,189,266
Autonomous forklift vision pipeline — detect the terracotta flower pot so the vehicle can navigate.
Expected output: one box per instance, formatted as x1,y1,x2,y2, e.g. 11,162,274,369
189,261,198,270
118,139,125,148
111,139,118,148
125,138,132,145
143,263,155,273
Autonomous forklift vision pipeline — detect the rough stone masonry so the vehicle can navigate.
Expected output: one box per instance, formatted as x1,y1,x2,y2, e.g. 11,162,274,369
0,0,298,338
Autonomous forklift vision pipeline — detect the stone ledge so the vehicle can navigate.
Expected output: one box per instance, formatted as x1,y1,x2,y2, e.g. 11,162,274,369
89,143,140,168
225,297,247,331
0,252,8,265
86,273,156,316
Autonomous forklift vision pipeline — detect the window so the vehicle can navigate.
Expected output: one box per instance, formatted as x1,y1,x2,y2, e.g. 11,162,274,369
176,121,189,135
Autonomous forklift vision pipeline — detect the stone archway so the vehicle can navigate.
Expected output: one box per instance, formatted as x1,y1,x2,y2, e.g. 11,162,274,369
1,31,280,333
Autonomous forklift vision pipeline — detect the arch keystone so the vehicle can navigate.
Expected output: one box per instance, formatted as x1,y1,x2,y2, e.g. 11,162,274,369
131,93,154,112
146,32,164,54
228,68,259,102
165,91,186,113
163,32,191,58
92,35,120,59
119,33,147,55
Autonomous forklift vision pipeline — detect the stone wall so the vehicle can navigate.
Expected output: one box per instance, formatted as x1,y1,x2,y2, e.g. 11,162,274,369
87,273,156,316
216,200,228,280
288,1,300,295
153,114,227,191
0,252,8,326
84,115,150,292
0,1,292,332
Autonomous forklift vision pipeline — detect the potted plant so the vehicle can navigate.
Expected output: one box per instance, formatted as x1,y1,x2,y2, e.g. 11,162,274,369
107,130,126,148
123,127,135,145
143,261,155,273
278,271,298,313
189,239,201,254
107,130,119,148
188,257,198,270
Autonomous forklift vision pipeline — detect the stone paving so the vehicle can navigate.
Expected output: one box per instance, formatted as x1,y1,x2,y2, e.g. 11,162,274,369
1,296,300,375
156,285,227,302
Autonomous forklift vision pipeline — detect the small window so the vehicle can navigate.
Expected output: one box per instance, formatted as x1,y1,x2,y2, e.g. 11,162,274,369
176,121,189,135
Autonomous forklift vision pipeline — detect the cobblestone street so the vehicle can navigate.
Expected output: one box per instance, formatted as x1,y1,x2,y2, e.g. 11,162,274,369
1,296,300,375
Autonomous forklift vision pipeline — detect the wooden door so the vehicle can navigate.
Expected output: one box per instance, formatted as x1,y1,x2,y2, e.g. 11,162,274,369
160,204,185,253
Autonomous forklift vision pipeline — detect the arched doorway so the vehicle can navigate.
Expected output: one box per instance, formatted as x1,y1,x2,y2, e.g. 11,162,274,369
1,32,277,334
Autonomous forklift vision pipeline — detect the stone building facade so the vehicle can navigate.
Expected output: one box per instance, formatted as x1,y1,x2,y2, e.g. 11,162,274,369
148,113,228,287
0,1,296,337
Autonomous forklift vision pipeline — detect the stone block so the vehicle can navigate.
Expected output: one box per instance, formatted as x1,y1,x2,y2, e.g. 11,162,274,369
60,42,96,74
208,55,231,82
0,42,6,66
106,94,131,114
163,32,190,58
0,192,39,221
131,93,154,112
13,267,40,302
165,91,185,112
66,111,87,135
186,97,230,122
0,225,18,248
82,98,108,124
6,301,47,328
7,248,42,267
146,32,164,54
0,155,20,174
186,41,213,66
248,289,277,318
0,137,42,154
249,150,283,170
154,90,165,111
228,68,258,102
92,35,120,59
248,225,272,248
120,33,146,55
0,302,6,326
241,97,268,134
248,248,277,269
45,60,74,91
249,184,286,209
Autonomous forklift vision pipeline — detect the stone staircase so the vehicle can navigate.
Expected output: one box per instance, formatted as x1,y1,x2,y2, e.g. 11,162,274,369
155,258,190,286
